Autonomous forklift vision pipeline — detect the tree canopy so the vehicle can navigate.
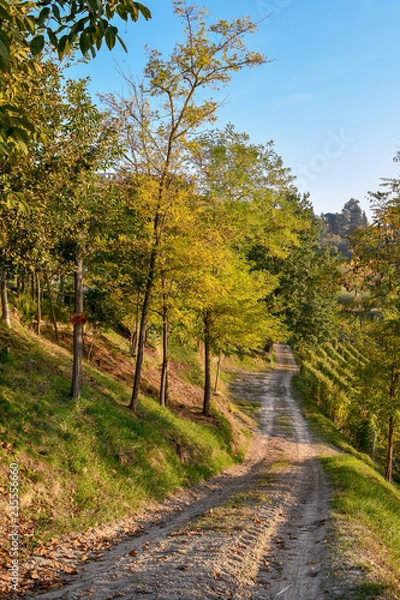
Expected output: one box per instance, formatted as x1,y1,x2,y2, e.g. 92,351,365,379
0,0,150,155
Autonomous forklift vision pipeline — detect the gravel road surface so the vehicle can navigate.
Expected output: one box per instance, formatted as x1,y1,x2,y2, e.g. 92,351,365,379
26,344,333,600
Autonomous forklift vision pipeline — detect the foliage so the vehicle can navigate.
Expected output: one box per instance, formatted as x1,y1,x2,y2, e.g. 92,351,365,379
299,334,400,482
345,178,400,481
257,197,341,350
296,375,400,598
0,0,150,154
320,198,368,259
102,3,267,411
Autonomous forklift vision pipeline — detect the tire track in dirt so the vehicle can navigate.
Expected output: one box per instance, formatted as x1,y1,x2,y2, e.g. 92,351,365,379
25,344,333,600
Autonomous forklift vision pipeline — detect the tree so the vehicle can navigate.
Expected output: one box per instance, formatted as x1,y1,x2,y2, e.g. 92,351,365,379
183,124,307,410
103,2,266,413
348,176,400,481
0,61,117,398
355,320,400,482
0,268,11,327
85,178,148,358
0,1,150,156
192,125,299,253
350,179,400,312
185,243,281,416
151,186,200,407
275,200,341,350
320,199,368,259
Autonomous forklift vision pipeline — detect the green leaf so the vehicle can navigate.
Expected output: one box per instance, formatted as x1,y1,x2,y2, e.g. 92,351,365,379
5,192,30,214
105,3,114,19
79,31,91,54
115,5,128,20
136,2,151,20
74,17,90,34
25,15,36,34
0,4,9,19
86,0,101,15
128,1,139,21
0,141,10,156
105,26,116,50
38,7,51,25
47,27,58,47
99,17,109,33
116,33,127,53
0,36,9,62
30,35,45,55
57,34,71,59
52,3,61,21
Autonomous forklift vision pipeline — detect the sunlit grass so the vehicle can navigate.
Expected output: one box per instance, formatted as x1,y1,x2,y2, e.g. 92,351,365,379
294,375,400,598
0,323,246,552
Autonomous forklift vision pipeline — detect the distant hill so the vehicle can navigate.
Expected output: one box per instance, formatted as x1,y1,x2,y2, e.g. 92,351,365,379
319,199,368,259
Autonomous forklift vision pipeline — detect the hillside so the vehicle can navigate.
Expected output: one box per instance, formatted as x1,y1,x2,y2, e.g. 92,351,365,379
1,326,400,598
296,373,400,599
299,340,399,481
0,320,257,595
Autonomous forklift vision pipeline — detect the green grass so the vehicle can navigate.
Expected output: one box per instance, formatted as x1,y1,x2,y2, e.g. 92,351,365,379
322,456,400,554
169,336,204,386
294,375,400,599
0,324,246,556
221,351,272,377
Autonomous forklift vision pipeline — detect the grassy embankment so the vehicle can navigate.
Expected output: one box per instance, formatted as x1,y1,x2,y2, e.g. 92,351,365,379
0,321,259,563
295,341,400,599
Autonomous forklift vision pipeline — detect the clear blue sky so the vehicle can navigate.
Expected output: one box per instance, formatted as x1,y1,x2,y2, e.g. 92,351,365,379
67,0,400,217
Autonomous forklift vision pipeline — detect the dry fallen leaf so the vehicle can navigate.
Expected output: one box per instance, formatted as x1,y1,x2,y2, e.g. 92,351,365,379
63,566,79,575
213,570,221,580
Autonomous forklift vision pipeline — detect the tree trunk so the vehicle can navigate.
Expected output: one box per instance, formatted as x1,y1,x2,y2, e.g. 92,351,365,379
1,271,11,328
71,258,84,400
130,331,137,357
30,271,36,300
203,315,211,417
214,348,223,394
371,430,377,461
88,329,98,362
45,272,59,342
130,295,141,357
36,271,41,335
385,415,395,482
59,274,65,304
130,243,158,413
159,291,169,407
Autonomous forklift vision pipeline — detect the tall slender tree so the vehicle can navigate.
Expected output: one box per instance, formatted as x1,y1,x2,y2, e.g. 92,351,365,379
103,2,266,413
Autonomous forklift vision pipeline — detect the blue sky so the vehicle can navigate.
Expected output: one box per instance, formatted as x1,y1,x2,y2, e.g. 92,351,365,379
67,0,400,217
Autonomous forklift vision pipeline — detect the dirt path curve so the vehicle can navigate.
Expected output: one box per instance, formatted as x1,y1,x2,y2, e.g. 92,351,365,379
27,344,333,600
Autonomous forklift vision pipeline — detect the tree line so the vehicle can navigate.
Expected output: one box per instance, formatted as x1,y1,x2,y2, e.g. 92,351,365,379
2,0,397,482
300,169,400,482
0,3,339,418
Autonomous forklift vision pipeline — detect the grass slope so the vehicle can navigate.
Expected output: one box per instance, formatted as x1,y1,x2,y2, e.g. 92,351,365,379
0,323,249,565
295,376,400,600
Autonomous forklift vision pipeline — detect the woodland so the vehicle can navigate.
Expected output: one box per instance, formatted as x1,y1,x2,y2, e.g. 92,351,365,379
1,1,400,489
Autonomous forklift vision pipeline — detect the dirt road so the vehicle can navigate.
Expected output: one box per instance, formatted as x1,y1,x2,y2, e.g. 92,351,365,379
27,344,333,600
